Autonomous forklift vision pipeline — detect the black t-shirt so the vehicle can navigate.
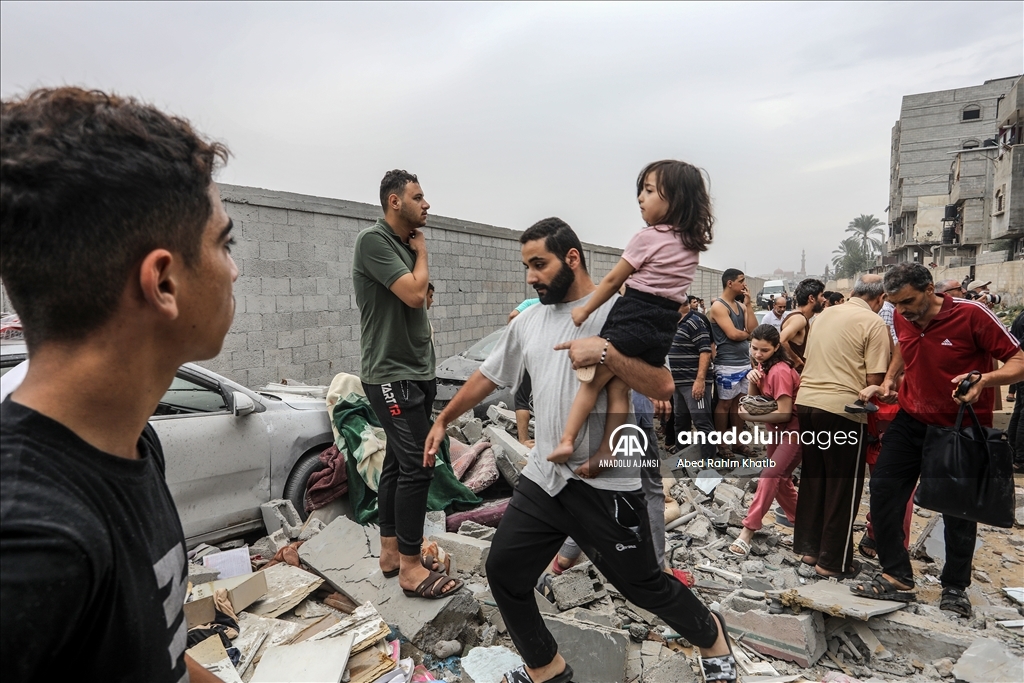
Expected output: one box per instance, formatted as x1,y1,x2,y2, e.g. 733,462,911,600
1,399,189,682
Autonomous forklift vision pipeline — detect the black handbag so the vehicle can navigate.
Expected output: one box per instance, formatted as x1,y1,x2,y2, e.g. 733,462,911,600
914,402,1015,528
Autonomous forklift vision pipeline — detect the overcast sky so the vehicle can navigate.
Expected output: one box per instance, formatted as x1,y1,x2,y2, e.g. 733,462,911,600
2,2,1021,275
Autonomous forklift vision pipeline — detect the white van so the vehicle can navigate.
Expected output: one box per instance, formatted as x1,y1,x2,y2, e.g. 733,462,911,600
757,280,787,309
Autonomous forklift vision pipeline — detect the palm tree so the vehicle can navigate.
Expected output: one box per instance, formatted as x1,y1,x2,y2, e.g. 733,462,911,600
832,237,869,279
846,214,885,255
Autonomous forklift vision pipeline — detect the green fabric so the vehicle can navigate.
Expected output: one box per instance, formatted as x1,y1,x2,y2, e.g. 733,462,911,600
331,391,481,524
352,219,435,384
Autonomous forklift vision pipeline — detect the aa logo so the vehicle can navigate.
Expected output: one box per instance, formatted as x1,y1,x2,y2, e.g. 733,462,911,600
608,424,649,458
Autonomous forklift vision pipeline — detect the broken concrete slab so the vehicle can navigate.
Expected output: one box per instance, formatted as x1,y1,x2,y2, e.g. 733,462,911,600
430,531,491,576
458,520,497,541
869,609,977,662
423,510,447,540
778,581,906,620
641,651,698,683
250,632,355,683
187,562,220,585
462,646,525,683
550,561,605,611
952,637,1024,683
299,516,477,652
542,613,630,683
719,603,826,667
461,418,484,443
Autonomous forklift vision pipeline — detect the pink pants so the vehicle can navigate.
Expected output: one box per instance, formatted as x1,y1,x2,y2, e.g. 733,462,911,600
742,438,802,531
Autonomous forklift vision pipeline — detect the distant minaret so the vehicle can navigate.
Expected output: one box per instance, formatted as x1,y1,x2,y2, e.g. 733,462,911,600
800,250,806,277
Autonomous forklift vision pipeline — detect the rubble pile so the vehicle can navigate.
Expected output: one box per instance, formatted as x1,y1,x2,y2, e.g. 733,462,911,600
184,408,1024,683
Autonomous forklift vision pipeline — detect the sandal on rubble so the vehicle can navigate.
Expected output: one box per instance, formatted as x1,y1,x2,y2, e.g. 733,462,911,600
727,538,751,557
858,535,877,559
502,663,574,683
815,560,862,580
939,587,972,618
402,569,463,599
849,573,916,602
699,611,738,682
384,545,452,578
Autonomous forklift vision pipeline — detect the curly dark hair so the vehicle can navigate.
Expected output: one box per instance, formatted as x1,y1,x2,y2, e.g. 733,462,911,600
379,169,419,211
519,217,587,273
884,262,932,295
636,160,714,252
1,87,228,347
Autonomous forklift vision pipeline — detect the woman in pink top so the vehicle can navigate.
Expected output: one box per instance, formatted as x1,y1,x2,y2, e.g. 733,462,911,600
729,324,802,557
547,160,713,475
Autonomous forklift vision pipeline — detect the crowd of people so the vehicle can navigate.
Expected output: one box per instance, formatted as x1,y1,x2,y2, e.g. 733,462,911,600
2,86,1023,683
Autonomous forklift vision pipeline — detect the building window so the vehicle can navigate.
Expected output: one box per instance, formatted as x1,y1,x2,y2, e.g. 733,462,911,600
961,105,981,121
962,139,980,149
995,185,1006,214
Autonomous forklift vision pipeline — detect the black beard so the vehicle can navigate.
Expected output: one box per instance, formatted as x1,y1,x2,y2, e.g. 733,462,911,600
535,260,575,305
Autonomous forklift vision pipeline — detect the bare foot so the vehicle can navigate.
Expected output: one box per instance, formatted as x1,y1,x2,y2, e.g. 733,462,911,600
380,537,439,574
501,653,568,683
547,441,575,464
698,612,731,659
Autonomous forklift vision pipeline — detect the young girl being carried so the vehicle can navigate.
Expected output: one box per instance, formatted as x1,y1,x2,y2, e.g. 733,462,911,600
729,324,802,557
547,160,713,477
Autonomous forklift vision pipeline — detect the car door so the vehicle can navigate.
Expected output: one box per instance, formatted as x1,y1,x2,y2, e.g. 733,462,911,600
152,367,271,541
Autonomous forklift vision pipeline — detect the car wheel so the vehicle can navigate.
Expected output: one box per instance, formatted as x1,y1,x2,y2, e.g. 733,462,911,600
283,448,329,522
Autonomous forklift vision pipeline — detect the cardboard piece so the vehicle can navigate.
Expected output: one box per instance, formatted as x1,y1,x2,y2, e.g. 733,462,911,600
246,563,324,619
185,634,245,683
251,633,355,683
192,571,268,613
310,602,390,654
183,594,216,629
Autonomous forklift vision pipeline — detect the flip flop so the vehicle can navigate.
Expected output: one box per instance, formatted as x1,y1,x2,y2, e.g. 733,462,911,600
849,573,916,602
815,560,862,580
727,538,750,557
402,569,463,599
699,611,738,682
858,536,877,559
672,568,696,588
501,663,574,683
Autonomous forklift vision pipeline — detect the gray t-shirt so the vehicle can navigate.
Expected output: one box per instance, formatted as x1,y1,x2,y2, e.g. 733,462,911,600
479,292,640,496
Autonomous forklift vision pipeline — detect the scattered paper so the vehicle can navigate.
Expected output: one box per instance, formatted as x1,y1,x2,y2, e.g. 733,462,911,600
202,546,252,580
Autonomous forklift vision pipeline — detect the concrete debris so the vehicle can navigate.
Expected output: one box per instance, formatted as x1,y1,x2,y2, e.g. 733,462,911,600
777,582,906,621
720,589,826,667
430,531,491,576
260,498,304,539
485,404,518,432
549,561,606,611
951,637,1023,683
461,646,524,683
543,613,630,683
188,561,221,585
457,521,496,541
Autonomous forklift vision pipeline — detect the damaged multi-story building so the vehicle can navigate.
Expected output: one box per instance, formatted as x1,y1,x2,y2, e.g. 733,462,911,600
886,74,1023,269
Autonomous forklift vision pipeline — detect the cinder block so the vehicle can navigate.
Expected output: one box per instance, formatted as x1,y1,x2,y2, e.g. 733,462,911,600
261,499,303,539
719,604,826,667
430,531,490,576
549,561,604,611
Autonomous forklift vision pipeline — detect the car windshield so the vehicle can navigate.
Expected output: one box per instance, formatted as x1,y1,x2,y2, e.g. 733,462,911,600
462,329,505,361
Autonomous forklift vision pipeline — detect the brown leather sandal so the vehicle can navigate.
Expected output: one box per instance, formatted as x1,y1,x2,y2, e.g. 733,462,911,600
403,569,463,599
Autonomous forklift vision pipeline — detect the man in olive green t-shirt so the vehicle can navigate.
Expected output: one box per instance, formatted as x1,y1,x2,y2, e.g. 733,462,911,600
352,169,459,599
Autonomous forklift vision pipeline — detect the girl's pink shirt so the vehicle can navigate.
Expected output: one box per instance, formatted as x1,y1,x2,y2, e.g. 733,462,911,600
760,362,801,431
620,224,698,304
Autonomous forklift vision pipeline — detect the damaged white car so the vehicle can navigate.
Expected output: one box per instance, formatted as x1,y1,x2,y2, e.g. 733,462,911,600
1,340,333,548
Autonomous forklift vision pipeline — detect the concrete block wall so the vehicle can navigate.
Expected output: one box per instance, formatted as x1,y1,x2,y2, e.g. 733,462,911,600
0,183,749,388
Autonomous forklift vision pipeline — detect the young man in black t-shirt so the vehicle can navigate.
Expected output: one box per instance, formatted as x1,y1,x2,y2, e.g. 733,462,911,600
1,88,234,682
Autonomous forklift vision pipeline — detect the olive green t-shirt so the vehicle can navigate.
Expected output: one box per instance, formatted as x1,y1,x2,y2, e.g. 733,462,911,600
352,219,435,384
